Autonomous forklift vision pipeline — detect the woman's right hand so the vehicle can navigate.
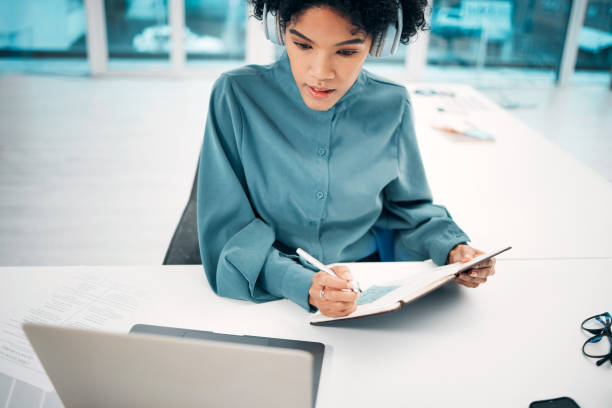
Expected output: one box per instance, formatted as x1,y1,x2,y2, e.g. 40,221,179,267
308,265,358,317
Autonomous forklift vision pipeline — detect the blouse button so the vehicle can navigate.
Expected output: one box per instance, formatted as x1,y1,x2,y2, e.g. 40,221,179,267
318,147,327,156
316,191,325,200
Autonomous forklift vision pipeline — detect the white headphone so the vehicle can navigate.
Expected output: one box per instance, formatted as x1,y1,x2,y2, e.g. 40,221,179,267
263,3,403,58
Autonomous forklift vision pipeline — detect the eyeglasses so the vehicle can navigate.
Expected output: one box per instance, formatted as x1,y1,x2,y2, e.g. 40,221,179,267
581,312,611,366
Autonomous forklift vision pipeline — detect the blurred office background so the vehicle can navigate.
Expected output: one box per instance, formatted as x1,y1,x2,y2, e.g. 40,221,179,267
1,0,610,75
0,0,610,265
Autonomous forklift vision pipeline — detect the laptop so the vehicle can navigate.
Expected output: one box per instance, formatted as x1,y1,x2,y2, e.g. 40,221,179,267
23,323,325,408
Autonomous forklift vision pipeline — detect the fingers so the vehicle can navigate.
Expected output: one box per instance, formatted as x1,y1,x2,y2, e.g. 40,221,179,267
315,297,358,317
449,245,498,290
467,266,495,278
470,257,496,270
314,268,353,290
449,244,483,264
455,273,485,288
310,269,358,317
468,256,496,277
455,259,497,288
330,265,353,281
315,274,352,290
458,273,487,284
321,288,358,302
317,301,357,317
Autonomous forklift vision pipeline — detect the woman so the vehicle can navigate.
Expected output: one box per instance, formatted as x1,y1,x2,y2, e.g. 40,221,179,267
197,0,496,317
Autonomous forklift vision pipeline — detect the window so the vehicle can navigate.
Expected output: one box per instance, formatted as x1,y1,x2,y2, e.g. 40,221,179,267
103,0,247,68
428,0,572,69
0,0,87,56
185,0,247,60
576,0,612,70
105,0,169,60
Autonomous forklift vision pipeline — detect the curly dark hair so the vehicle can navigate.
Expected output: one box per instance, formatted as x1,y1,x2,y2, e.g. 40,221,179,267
247,0,429,45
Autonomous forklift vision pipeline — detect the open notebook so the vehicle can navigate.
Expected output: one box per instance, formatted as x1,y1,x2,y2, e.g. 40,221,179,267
310,246,511,325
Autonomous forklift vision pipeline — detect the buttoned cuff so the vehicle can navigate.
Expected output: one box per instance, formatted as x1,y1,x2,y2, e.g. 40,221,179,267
281,262,316,311
430,232,470,266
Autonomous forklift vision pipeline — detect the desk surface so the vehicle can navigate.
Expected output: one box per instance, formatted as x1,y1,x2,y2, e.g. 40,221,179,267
1,261,610,407
408,84,612,260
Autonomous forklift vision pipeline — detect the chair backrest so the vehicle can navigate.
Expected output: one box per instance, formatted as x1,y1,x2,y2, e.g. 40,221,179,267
163,160,202,265
372,226,394,262
372,226,420,262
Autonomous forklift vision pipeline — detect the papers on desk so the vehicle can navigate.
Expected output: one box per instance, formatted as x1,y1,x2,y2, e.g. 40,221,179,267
412,87,492,113
432,114,495,141
0,272,151,391
410,87,496,141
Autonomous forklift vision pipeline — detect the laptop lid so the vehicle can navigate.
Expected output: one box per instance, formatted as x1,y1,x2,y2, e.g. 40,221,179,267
23,323,312,408
130,323,324,407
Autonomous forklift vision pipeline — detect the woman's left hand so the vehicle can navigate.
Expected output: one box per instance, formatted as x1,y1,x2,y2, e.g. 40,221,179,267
447,244,496,288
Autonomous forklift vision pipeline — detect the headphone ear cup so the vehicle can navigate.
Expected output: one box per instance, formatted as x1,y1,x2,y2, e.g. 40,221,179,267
369,30,386,58
263,4,285,46
275,8,285,45
369,4,403,58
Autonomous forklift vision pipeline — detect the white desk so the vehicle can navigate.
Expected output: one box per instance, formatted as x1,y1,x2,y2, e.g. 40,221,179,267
407,84,612,260
1,261,610,407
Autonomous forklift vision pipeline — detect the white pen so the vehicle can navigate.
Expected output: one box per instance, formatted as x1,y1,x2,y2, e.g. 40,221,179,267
296,248,361,293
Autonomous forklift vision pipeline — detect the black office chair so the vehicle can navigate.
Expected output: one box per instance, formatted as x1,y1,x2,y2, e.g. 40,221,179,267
163,160,202,265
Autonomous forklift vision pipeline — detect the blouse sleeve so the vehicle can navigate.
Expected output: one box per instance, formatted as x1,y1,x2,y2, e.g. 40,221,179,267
197,75,315,311
377,96,470,266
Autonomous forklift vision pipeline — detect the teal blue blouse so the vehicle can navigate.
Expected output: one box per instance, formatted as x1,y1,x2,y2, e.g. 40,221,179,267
197,51,470,311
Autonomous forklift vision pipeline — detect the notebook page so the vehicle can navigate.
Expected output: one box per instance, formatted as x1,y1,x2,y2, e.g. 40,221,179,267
311,247,511,323
355,266,456,310
310,266,457,323
328,260,437,291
